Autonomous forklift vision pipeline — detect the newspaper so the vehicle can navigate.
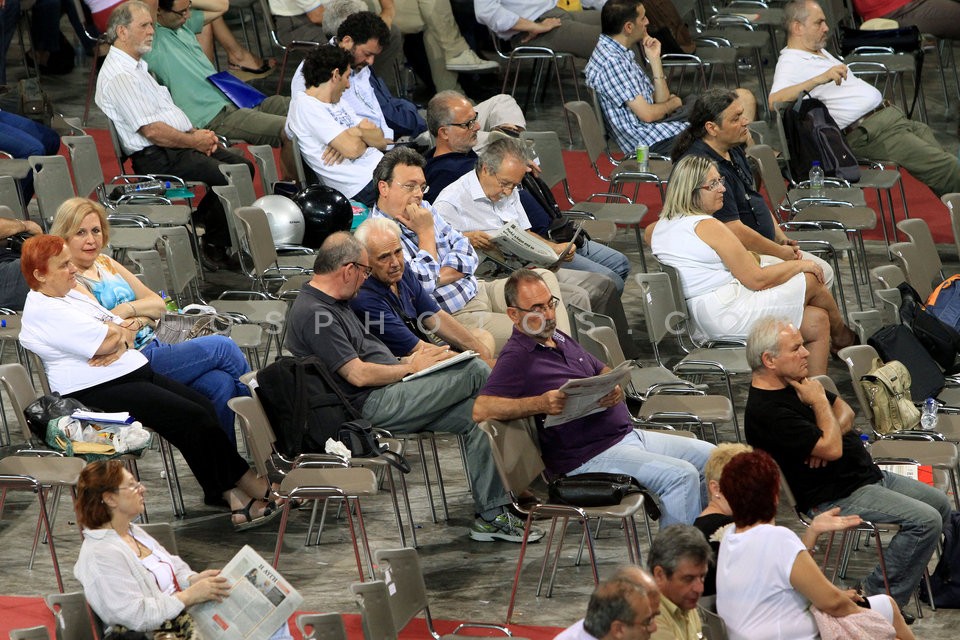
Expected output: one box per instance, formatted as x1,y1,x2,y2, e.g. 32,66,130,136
191,545,302,640
488,221,580,269
544,360,636,428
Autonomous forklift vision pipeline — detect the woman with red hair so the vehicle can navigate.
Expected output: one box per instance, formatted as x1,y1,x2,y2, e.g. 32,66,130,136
19,235,278,530
715,449,914,640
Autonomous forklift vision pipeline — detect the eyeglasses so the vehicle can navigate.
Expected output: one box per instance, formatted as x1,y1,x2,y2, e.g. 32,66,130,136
114,482,144,493
393,181,429,195
348,262,373,277
163,2,192,16
511,296,560,314
444,112,479,129
698,177,726,192
493,173,524,193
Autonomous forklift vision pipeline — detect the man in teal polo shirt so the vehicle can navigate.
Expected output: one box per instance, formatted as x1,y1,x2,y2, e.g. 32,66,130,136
144,0,295,178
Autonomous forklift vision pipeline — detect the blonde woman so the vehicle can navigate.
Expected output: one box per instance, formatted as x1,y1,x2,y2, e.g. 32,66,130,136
648,155,856,376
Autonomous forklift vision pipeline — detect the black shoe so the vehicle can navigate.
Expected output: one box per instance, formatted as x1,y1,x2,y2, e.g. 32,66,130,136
900,609,916,625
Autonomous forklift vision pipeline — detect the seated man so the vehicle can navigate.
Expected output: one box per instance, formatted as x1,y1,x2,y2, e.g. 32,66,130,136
745,315,953,609
96,0,254,264
475,0,602,60
648,525,712,640
284,231,542,542
769,0,960,196
585,0,756,156
286,45,387,206
350,216,496,362
143,0,294,178
473,269,715,527
0,217,42,310
556,566,661,640
369,146,586,352
673,88,834,287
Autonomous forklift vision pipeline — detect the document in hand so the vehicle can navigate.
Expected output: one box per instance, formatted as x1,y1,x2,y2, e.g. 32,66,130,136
191,545,303,640
544,360,635,428
488,221,581,269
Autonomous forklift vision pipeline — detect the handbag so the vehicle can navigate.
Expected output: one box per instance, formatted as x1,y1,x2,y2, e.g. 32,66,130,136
548,472,645,508
859,357,921,434
24,393,89,440
106,610,200,640
154,312,233,345
337,420,411,474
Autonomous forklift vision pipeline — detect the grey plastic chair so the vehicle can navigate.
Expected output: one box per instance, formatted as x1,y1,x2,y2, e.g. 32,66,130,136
295,613,348,640
249,144,281,195
9,626,52,640
137,522,178,555
44,591,99,640
697,595,729,640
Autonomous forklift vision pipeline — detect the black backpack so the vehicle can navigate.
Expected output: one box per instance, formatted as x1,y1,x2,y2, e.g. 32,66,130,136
782,92,861,183
868,324,945,402
897,282,960,374
920,511,960,607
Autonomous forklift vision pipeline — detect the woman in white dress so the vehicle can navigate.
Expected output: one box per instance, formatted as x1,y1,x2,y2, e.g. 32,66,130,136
649,154,856,376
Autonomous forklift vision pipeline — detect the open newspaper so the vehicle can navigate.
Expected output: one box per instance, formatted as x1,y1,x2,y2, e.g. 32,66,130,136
488,221,581,269
191,545,302,640
544,360,636,428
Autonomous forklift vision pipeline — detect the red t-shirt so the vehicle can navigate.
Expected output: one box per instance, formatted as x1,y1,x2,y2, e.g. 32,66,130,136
852,0,910,21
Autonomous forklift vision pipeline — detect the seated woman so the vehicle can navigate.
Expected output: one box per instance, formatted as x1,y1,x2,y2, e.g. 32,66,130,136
75,460,292,639
715,449,914,640
51,197,249,443
19,235,277,530
648,154,856,376
694,443,856,598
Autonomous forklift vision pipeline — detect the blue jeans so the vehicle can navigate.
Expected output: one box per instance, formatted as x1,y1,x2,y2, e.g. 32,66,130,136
0,110,61,203
141,335,250,444
567,240,630,293
569,430,715,527
810,470,952,607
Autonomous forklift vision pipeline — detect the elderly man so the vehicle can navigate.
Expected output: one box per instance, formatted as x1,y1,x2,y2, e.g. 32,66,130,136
745,315,953,611
349,216,496,362
95,0,254,265
284,231,541,542
286,45,387,206
648,525,712,640
586,0,756,157
143,0,294,178
769,0,960,196
556,566,661,639
369,147,585,352
474,269,714,527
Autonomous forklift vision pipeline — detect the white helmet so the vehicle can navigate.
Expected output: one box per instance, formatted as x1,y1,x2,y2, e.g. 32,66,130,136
252,195,305,245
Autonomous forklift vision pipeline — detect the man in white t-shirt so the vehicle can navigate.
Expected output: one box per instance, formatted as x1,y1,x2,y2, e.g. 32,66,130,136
285,44,387,205
769,0,960,196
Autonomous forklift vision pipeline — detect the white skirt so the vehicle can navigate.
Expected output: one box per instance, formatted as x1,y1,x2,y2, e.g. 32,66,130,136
686,271,807,344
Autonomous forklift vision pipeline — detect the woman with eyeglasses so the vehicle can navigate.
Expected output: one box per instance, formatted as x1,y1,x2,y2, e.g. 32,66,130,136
19,235,280,531
647,155,856,376
74,460,293,639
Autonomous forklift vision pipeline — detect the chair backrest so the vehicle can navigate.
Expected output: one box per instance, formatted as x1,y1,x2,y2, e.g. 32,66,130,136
9,626,52,640
0,174,25,217
888,240,936,299
563,101,607,166
744,144,788,212
28,155,76,223
697,594,729,640
249,144,280,195
896,218,945,281
290,135,320,187
126,249,166,293
583,325,627,367
137,522,178,555
44,592,99,640
219,163,258,207
941,192,960,260
227,394,279,478
0,362,42,444
519,130,567,190
373,548,431,632
476,419,544,496
159,226,200,307
236,206,294,292
634,271,684,348
212,184,243,255
351,580,399,640
62,135,105,199
870,264,906,290
295,613,348,640
837,343,883,425
105,120,129,173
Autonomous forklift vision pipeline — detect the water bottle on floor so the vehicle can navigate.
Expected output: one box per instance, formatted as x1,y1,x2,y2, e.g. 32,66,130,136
809,161,824,197
921,397,938,430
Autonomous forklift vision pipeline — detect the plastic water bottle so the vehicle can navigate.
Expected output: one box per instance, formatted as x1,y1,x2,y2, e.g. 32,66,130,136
809,161,824,197
921,397,939,430
160,290,178,313
859,433,871,452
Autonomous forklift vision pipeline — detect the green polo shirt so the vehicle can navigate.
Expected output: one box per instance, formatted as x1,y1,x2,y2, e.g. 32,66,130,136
142,11,230,129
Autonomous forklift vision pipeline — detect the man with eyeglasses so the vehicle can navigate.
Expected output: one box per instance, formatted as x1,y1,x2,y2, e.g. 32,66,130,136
286,44,388,206
474,269,714,529
555,566,661,640
285,231,545,544
647,525,712,640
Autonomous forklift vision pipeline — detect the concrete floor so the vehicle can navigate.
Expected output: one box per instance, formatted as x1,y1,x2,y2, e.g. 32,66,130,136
3,11,960,637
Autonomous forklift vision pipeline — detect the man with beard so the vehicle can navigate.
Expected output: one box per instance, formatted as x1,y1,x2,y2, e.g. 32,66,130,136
473,269,714,528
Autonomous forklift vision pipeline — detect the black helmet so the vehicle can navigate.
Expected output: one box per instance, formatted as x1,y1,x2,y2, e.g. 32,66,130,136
293,184,353,248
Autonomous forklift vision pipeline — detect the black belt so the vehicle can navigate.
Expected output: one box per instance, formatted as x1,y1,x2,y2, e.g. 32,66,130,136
842,100,892,136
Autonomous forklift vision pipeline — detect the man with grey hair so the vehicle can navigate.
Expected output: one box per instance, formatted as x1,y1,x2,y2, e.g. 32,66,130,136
284,231,542,543
648,525,712,640
556,566,661,639
96,0,253,267
349,216,496,363
769,0,960,196
745,315,952,614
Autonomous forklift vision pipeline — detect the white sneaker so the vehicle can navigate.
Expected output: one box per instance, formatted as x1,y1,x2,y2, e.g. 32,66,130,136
446,50,499,72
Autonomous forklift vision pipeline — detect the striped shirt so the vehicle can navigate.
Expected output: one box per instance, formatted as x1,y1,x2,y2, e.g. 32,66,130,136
95,47,194,155
584,34,687,152
370,203,480,313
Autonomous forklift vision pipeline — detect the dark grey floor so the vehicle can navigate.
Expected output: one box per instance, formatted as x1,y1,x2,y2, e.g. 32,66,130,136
3,13,960,636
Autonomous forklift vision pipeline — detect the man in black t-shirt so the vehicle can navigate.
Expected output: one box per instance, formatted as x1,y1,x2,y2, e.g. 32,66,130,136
744,315,952,609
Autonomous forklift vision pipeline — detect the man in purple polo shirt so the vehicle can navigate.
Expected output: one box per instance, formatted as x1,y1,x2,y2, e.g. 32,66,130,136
473,269,714,527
